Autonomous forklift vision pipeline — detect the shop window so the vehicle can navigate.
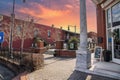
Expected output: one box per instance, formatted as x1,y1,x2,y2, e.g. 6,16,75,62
112,2,120,27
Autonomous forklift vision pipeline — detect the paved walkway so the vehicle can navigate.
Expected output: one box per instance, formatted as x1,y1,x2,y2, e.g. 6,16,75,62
26,54,120,80
27,54,76,80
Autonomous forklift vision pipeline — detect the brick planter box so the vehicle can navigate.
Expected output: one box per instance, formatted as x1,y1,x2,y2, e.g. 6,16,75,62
54,49,76,57
31,47,47,53
55,40,64,49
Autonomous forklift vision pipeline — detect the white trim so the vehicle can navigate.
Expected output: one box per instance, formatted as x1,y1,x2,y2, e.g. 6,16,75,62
105,10,108,49
111,27,120,64
105,3,120,64
111,28,114,61
92,0,103,5
101,0,113,8
104,1,120,10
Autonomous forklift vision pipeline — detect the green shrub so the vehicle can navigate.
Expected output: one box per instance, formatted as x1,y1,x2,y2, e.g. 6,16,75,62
68,37,79,50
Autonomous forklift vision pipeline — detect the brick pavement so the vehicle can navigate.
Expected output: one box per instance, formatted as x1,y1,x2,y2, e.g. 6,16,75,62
27,54,76,80
27,54,119,80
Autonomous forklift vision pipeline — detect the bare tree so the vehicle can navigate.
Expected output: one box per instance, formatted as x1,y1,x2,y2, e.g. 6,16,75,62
20,19,34,55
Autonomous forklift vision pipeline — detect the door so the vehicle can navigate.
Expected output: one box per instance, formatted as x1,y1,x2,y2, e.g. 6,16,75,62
112,27,120,64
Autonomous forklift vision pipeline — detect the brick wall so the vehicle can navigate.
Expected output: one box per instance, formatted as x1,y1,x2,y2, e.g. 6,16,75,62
55,49,76,57
96,5,106,49
0,15,64,49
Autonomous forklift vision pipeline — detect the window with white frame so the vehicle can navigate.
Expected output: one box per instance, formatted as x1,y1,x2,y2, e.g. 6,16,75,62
112,2,120,27
34,30,38,37
48,30,51,37
17,25,21,35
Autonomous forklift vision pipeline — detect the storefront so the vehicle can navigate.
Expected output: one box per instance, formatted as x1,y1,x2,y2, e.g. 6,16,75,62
92,0,120,64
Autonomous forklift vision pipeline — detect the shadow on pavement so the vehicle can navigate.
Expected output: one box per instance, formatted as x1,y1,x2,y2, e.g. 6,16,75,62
68,70,118,80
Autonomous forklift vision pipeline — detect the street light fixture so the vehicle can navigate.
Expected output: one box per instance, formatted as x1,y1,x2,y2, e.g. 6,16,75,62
10,0,26,58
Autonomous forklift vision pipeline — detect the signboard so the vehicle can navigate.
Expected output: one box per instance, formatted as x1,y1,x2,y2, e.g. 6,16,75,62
94,46,102,59
0,32,4,43
70,43,74,49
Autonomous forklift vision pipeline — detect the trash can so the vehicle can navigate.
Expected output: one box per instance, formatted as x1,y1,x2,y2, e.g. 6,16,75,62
103,50,112,62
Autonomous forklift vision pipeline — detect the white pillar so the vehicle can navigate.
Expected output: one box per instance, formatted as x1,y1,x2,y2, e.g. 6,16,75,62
75,0,91,70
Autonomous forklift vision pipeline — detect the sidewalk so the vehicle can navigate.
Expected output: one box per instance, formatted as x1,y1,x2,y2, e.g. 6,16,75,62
89,53,120,79
27,54,76,80
26,53,120,80
68,70,118,80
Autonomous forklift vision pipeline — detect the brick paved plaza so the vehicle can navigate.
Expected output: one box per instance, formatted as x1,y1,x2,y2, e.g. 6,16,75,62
26,54,119,80
27,54,76,80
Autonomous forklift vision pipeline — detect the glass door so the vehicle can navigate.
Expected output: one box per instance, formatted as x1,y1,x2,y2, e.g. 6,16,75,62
112,27,120,64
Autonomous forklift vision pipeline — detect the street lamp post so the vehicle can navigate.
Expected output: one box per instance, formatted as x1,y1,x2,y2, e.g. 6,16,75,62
9,0,15,58
75,0,91,70
10,0,26,58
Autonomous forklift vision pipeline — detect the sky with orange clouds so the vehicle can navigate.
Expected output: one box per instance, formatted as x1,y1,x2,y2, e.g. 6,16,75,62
0,0,97,33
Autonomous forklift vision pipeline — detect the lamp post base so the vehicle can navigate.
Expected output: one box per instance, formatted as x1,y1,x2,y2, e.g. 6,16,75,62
75,50,91,71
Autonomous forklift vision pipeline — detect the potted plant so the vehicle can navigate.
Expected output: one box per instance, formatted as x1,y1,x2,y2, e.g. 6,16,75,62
68,37,79,50
33,37,43,53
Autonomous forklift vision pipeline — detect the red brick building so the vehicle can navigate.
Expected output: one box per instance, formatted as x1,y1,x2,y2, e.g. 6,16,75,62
92,0,120,64
0,14,79,50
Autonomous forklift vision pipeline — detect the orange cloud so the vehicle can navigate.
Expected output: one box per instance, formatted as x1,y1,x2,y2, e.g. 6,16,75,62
16,1,96,33
18,3,71,19
65,4,74,9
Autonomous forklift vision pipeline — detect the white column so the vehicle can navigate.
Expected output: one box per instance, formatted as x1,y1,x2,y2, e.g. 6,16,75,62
75,0,91,70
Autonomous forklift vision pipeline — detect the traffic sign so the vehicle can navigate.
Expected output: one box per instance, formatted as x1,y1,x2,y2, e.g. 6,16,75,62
0,32,4,43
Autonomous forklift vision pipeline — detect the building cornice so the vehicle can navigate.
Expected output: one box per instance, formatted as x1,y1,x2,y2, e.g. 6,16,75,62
101,0,114,8
91,0,105,5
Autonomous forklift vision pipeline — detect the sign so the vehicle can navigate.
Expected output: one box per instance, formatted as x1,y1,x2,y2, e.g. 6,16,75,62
108,38,112,42
94,46,102,59
0,32,4,43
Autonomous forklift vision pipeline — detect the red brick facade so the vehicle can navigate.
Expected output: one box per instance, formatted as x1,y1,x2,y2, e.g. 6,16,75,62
96,4,106,49
0,15,79,49
0,15,64,49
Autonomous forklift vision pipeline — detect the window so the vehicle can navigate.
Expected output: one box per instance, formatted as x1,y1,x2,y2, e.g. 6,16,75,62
17,25,21,35
112,2,120,27
48,30,51,37
34,30,38,37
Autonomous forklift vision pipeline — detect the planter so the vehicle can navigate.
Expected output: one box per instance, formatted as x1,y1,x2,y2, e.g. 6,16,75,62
55,40,64,49
54,49,76,57
37,41,44,48
68,42,78,50
103,50,112,62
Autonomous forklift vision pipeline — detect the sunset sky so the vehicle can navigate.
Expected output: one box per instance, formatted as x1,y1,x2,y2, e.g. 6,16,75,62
0,0,97,33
